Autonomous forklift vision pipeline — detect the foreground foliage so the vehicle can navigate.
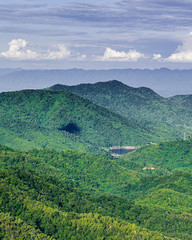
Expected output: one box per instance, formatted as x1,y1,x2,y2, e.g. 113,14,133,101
0,168,169,240
1,143,192,239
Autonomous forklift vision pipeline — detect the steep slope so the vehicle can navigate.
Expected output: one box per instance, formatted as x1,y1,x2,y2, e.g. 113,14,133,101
0,89,176,151
0,120,96,152
49,80,192,132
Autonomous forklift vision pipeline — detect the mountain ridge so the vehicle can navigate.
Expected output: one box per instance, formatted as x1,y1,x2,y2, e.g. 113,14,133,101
49,80,192,135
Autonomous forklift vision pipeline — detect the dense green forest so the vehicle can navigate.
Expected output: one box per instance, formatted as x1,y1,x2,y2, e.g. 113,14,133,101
1,142,192,239
1,168,172,240
169,94,192,110
122,138,192,174
0,89,182,152
1,84,192,239
50,80,192,135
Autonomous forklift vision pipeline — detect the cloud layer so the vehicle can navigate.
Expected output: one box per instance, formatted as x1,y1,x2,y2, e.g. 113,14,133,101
1,39,144,62
2,34,192,65
1,1,192,68
1,1,192,39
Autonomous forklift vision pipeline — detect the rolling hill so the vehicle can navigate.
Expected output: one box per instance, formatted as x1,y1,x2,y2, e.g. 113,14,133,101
1,144,192,239
0,167,172,240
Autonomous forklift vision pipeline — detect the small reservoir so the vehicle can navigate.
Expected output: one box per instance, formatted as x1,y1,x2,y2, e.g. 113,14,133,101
109,147,135,156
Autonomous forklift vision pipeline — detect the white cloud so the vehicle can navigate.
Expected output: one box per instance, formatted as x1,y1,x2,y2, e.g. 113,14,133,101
1,39,39,60
153,53,162,60
45,44,71,60
165,33,192,62
166,51,192,62
96,47,145,62
0,39,87,61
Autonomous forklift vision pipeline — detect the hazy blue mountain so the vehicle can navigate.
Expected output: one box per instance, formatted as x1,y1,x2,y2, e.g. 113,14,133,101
1,68,192,96
0,68,21,78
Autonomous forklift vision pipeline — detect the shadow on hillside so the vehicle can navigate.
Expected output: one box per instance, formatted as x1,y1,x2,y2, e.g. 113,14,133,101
58,122,81,134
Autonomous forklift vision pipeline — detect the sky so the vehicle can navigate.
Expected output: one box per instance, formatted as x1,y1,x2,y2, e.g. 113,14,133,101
1,0,192,69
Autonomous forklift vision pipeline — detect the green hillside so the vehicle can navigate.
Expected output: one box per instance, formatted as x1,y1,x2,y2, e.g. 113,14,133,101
169,94,192,110
137,188,192,213
121,138,192,174
1,168,170,240
49,81,192,133
0,89,177,152
1,145,192,239
0,145,140,196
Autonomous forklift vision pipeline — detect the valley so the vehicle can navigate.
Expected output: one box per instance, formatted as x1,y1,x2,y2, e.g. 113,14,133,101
0,79,192,239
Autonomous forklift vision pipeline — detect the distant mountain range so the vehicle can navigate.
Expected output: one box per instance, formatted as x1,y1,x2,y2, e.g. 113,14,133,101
1,68,192,96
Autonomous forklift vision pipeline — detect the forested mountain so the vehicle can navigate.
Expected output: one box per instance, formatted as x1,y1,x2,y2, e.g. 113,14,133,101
1,76,192,239
0,89,178,151
0,145,140,196
1,143,192,239
50,80,192,134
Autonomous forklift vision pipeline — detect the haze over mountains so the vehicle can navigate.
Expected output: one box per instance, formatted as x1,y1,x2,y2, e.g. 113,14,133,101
1,68,192,97
2,0,192,237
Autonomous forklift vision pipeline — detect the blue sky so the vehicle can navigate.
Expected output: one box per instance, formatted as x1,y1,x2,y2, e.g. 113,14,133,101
1,0,192,69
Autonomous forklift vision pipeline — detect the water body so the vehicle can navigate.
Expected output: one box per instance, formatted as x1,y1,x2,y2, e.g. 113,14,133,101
109,148,135,156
